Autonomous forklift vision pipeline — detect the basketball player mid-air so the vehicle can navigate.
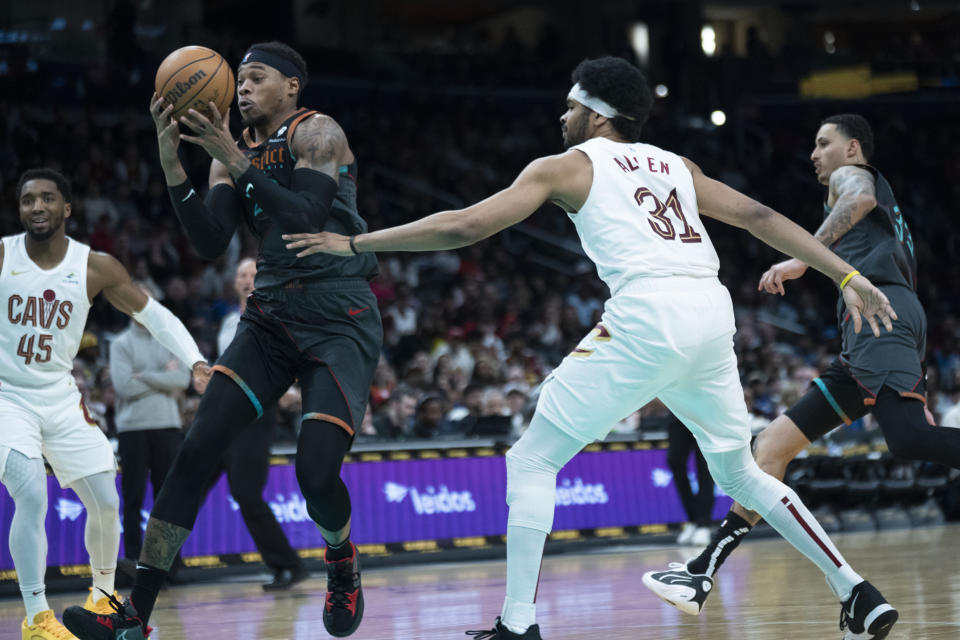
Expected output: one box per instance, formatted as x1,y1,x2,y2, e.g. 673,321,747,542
64,41,380,640
643,114,957,637
2,168,210,640
284,58,899,640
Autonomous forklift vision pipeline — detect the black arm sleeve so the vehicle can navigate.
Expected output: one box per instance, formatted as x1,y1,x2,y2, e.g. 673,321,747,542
168,181,241,260
234,166,338,233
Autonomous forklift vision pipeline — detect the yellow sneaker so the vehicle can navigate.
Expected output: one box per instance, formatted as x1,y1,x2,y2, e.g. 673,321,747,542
83,588,121,615
21,610,77,640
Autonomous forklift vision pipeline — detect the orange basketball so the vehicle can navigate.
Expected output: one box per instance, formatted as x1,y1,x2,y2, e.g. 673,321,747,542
155,46,235,121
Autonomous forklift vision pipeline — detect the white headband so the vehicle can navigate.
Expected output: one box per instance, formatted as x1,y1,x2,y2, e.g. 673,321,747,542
567,83,635,121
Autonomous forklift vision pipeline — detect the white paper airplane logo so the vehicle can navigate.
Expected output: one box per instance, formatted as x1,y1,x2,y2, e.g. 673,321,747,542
56,498,84,521
384,482,409,503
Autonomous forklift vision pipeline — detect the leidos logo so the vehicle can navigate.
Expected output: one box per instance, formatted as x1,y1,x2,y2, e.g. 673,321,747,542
383,482,476,515
229,492,312,523
556,477,609,506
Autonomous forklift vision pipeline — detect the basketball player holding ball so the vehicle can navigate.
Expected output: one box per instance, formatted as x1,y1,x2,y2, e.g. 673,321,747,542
64,41,380,640
2,169,211,640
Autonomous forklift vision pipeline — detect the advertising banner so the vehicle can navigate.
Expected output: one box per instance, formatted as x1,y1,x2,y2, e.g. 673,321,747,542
0,447,730,571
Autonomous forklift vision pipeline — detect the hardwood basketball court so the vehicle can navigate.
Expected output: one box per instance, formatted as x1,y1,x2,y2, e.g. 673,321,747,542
5,525,958,639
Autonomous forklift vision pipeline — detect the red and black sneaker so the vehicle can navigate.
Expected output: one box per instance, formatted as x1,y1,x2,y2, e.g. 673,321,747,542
323,543,364,637
62,590,152,640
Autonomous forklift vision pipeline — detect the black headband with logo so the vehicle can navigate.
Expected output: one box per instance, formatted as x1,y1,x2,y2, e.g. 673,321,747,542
240,49,304,83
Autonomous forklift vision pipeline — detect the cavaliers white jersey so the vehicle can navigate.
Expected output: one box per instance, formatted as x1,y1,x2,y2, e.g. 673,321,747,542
0,233,91,387
569,137,720,294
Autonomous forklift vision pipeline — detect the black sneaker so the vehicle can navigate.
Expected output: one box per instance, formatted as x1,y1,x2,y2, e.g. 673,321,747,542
839,581,898,639
466,617,543,639
62,590,152,639
262,564,310,591
641,562,713,615
323,543,364,637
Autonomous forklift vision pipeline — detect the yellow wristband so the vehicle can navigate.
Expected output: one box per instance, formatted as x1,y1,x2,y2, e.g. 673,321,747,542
839,269,860,290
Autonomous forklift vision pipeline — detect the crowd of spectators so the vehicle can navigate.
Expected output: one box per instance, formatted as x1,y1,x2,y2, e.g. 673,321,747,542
1,37,959,450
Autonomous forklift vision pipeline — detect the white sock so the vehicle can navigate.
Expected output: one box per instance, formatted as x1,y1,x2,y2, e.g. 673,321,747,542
92,568,116,598
501,595,537,635
500,525,547,634
2,450,50,623
22,588,50,623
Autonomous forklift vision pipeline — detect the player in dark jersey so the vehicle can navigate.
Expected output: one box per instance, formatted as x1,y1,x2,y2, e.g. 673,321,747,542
64,42,380,640
643,114,960,636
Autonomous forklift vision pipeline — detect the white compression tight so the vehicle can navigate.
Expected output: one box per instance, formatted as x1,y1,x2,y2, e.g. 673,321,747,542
702,446,861,600
69,470,121,597
2,449,50,621
501,415,589,634
501,417,863,635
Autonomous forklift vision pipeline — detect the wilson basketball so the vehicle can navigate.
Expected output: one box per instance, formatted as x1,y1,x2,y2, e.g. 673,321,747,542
155,46,235,121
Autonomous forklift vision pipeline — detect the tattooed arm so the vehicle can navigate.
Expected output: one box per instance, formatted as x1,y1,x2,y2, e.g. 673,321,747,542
758,165,877,295
290,113,352,177
198,113,349,233
815,165,878,246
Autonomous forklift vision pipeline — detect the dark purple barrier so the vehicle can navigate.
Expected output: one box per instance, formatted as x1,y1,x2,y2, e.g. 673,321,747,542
0,447,731,571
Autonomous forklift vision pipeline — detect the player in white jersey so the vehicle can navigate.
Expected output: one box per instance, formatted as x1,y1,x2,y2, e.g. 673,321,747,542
3,169,212,640
284,58,899,640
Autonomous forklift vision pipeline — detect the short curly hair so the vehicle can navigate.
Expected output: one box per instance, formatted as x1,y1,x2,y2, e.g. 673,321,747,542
17,168,72,203
571,57,653,141
822,114,874,162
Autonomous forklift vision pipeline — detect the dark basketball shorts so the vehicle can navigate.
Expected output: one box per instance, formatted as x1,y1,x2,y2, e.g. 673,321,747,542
786,284,927,443
214,278,382,437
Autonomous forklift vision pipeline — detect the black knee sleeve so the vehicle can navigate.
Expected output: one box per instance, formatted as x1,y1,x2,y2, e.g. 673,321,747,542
296,420,352,530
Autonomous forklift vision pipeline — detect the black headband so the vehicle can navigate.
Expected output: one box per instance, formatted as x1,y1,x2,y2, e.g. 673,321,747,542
240,49,304,83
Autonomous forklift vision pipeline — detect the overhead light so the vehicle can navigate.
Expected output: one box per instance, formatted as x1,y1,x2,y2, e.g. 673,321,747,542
654,84,669,98
701,25,716,57
710,110,726,126
910,1,920,11
630,23,650,65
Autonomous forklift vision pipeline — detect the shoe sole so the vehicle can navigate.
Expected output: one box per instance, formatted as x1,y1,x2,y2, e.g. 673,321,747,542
641,572,702,616
842,606,898,640
867,607,898,640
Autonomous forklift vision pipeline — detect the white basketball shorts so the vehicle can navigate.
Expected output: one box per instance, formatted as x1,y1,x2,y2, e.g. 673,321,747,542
536,276,752,453
0,375,115,487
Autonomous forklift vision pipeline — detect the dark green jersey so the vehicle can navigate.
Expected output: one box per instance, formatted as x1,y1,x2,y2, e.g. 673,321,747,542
826,165,917,295
237,107,378,289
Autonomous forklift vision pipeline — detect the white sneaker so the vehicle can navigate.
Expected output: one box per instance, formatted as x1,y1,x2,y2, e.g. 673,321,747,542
676,523,696,545
691,526,712,547
642,563,713,616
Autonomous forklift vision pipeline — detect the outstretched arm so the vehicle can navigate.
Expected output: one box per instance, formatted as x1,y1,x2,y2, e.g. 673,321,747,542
685,158,895,336
88,252,211,390
283,152,585,256
179,107,344,233
758,165,876,294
